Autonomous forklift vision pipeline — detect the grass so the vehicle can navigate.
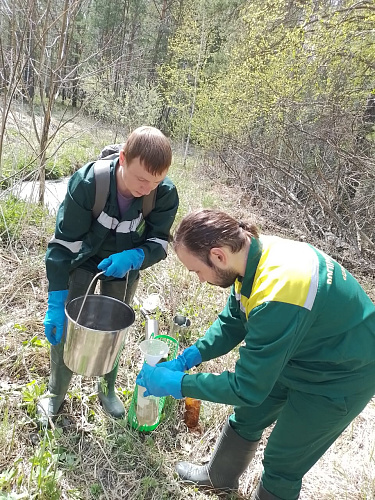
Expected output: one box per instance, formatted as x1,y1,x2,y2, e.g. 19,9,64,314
0,123,374,499
0,195,53,252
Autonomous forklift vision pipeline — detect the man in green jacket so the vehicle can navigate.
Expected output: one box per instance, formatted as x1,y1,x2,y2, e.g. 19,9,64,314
136,209,375,500
38,126,179,426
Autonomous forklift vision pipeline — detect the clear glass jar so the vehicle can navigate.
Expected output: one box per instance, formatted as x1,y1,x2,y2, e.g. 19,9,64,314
136,385,159,427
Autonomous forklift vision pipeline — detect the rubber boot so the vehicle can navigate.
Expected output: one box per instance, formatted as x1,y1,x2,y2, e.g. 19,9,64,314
97,362,125,418
176,418,259,490
36,342,73,427
37,268,94,427
251,481,282,500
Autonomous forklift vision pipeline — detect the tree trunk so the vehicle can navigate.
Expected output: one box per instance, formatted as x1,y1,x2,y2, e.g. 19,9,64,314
183,19,206,167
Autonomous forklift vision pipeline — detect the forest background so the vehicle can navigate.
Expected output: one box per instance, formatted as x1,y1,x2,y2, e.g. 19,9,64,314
0,0,374,499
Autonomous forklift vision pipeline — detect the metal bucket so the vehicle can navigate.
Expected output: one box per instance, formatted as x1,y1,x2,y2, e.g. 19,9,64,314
64,295,135,376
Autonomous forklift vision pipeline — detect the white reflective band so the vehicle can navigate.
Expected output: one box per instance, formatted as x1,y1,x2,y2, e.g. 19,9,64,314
117,214,143,234
303,251,319,310
235,292,246,314
116,220,132,233
147,237,168,252
49,237,82,253
97,212,119,230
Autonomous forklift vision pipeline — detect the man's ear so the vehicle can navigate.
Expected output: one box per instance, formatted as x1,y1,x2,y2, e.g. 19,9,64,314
119,149,126,166
209,247,228,267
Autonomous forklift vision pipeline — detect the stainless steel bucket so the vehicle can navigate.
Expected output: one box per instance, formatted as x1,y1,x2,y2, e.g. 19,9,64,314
64,295,135,376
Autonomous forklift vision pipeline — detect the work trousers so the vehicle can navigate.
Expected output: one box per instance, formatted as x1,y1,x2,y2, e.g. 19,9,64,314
67,267,139,304
229,381,374,500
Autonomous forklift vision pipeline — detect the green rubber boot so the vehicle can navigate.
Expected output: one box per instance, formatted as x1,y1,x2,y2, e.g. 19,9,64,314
97,363,125,418
251,481,282,500
36,342,73,427
176,418,259,490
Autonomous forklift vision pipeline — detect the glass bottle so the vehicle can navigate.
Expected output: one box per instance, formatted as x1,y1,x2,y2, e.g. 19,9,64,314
184,397,201,428
136,386,159,427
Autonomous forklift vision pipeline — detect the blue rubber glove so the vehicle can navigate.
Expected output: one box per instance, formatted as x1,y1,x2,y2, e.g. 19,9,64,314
43,290,69,345
136,363,185,399
98,248,145,278
157,345,202,372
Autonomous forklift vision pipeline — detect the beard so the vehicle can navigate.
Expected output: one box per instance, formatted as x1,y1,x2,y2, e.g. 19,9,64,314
208,265,238,289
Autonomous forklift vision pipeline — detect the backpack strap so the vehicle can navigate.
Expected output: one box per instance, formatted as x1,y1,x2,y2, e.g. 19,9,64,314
142,189,157,219
92,159,111,219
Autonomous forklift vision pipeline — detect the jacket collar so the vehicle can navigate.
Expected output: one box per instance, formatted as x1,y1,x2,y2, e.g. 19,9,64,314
235,237,263,297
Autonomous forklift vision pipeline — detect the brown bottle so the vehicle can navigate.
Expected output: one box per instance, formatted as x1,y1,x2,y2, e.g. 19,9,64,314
184,397,201,428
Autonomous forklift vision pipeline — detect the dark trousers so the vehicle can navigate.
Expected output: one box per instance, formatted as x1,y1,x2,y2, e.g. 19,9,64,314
67,267,139,304
230,381,374,499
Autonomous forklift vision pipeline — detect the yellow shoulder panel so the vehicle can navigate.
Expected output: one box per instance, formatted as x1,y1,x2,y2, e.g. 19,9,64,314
237,236,319,318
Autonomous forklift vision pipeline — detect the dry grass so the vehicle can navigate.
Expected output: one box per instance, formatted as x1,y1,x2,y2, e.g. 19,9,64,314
0,150,374,499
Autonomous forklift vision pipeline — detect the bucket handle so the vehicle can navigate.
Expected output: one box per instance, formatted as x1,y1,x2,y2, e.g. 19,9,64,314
74,270,105,328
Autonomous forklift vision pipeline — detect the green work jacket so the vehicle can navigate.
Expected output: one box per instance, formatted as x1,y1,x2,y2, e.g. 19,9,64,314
182,235,375,405
46,159,179,292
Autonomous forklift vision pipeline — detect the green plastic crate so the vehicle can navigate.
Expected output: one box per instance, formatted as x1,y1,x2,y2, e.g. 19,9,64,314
128,334,179,432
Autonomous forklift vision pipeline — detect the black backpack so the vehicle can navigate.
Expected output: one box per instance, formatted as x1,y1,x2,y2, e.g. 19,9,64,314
92,144,156,219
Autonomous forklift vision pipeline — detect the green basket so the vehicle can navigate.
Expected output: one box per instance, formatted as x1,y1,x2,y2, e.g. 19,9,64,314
128,334,179,432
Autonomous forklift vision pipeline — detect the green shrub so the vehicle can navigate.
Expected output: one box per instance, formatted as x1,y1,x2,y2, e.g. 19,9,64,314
0,154,37,190
45,140,98,180
0,195,50,244
1,134,98,184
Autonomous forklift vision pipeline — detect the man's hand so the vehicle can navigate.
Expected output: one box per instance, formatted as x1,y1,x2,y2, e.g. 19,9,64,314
136,363,185,399
157,345,202,372
98,248,145,278
43,290,69,345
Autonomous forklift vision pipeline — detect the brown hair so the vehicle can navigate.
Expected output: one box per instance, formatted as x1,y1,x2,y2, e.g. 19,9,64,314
123,126,172,175
173,209,259,266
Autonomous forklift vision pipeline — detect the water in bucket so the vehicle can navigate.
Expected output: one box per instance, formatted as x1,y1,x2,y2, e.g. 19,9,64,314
136,339,169,427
